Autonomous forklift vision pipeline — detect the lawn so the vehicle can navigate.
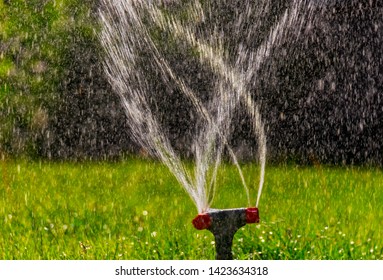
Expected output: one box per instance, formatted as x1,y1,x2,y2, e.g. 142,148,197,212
1,158,382,259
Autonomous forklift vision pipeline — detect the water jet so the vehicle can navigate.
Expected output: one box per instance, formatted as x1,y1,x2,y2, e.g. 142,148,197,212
99,0,318,259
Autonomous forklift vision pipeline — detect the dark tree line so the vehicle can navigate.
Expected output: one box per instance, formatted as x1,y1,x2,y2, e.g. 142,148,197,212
263,0,383,164
1,0,382,164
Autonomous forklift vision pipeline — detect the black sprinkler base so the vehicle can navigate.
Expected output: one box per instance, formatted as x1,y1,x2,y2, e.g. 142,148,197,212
192,207,259,260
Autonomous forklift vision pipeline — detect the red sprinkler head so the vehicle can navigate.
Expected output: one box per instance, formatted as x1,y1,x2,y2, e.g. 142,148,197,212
192,207,259,230
246,207,260,223
191,207,260,259
192,213,211,230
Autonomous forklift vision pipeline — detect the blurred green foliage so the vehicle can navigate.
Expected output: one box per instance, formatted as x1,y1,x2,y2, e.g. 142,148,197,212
0,0,95,158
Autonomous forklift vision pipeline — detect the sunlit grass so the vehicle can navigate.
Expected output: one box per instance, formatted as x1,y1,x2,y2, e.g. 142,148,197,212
0,159,382,259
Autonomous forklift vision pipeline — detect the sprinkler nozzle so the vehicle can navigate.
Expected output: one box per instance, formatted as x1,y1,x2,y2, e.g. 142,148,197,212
192,207,259,230
192,213,211,230
246,207,260,223
192,207,260,259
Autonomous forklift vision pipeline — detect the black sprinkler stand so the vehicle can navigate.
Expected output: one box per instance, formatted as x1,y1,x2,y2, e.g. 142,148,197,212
192,207,259,260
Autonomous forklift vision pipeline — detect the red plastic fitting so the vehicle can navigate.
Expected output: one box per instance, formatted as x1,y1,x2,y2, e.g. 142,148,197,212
246,207,260,223
192,213,211,230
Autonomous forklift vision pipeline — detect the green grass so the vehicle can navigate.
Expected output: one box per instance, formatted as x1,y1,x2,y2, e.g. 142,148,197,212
1,158,382,260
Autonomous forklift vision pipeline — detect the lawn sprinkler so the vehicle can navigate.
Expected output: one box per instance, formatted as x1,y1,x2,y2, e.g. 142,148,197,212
192,207,259,260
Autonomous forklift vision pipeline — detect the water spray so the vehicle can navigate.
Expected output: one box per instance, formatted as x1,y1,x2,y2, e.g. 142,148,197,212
98,0,317,259
192,207,259,260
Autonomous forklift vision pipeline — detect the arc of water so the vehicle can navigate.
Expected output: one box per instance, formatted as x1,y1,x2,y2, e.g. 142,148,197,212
112,0,252,209
148,42,251,207
100,0,235,212
146,0,317,206
100,0,318,210
100,1,204,210
131,4,250,206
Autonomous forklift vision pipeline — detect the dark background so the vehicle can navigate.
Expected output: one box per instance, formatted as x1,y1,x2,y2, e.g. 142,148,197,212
1,0,382,165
